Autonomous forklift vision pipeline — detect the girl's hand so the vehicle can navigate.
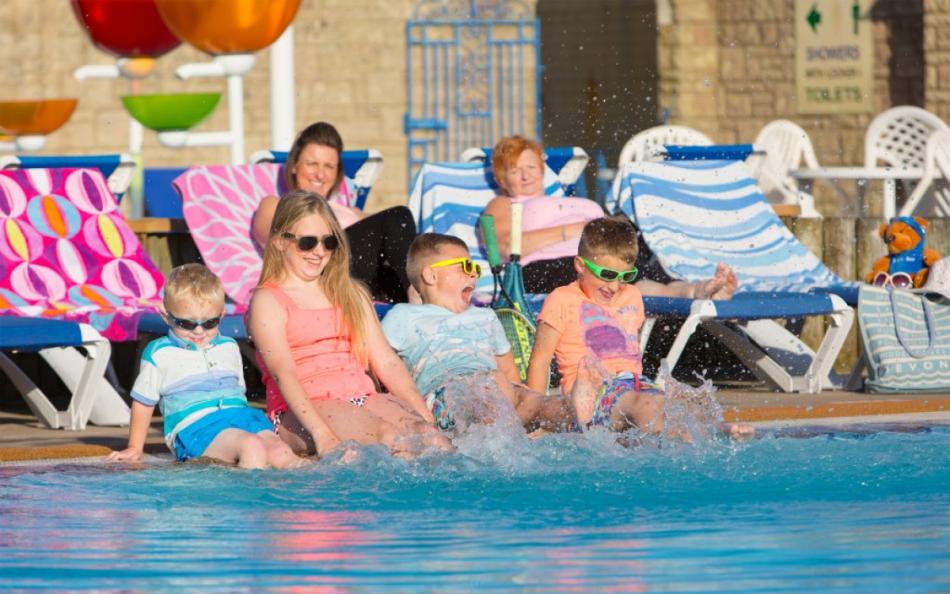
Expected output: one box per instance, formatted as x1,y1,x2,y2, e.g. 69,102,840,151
106,447,144,462
416,403,436,425
314,428,342,457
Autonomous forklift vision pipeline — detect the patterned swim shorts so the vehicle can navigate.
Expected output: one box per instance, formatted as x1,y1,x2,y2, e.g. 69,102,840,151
590,373,664,427
426,386,456,431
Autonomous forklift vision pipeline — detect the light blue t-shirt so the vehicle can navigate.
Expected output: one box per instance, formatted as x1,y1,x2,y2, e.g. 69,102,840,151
132,332,247,451
382,304,511,397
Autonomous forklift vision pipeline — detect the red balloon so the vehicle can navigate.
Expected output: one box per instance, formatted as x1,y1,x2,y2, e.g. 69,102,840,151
71,0,180,58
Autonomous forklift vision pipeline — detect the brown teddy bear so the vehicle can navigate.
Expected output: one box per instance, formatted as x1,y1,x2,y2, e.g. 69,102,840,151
865,216,941,288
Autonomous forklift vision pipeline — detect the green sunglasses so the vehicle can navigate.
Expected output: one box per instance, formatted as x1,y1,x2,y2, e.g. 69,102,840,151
580,257,638,283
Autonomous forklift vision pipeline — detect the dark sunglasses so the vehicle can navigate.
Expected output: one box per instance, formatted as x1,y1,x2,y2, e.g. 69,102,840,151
581,257,638,283
169,314,222,331
282,232,339,252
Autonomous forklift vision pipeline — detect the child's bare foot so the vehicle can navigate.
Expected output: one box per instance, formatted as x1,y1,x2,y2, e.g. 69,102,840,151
570,358,604,426
698,263,738,300
721,422,755,439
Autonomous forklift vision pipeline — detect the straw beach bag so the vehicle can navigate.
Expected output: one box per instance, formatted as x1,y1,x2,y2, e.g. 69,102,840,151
858,285,950,393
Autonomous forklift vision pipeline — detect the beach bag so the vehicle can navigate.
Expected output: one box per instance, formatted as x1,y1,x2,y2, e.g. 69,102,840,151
857,285,950,392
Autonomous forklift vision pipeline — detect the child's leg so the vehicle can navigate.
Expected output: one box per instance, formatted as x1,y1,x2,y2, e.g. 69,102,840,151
202,428,270,469
609,388,666,434
491,370,531,423
194,408,289,468
363,394,454,452
503,377,574,431
362,393,427,430
257,430,306,468
274,408,341,456
581,374,666,434
568,357,609,426
276,400,394,455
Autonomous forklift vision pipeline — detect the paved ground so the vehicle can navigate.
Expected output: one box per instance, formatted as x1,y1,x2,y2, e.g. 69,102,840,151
2,386,948,463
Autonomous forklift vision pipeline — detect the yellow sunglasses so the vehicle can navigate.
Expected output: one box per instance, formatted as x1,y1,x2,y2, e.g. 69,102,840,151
429,257,482,277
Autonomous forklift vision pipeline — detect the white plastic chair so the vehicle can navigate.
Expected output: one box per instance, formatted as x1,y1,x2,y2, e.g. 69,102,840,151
749,120,822,218
616,125,713,167
865,106,950,169
864,106,949,213
899,130,950,217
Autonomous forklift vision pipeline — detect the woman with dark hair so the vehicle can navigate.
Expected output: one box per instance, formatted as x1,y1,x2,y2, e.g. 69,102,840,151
253,122,416,303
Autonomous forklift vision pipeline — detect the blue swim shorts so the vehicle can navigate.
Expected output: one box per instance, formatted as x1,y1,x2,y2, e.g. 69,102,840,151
174,406,273,462
590,373,661,427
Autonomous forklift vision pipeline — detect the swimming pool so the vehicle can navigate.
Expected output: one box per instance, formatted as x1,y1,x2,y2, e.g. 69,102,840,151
1,425,947,592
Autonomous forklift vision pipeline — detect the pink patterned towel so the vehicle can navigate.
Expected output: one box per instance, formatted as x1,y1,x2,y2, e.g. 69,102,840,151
0,168,165,341
176,163,360,306
176,163,281,306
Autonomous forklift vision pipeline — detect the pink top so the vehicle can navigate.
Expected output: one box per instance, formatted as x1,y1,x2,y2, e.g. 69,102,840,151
509,195,605,265
329,200,360,229
254,285,377,416
538,281,644,392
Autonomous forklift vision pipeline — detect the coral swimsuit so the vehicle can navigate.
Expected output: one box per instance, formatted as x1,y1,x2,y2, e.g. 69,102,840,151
255,285,377,418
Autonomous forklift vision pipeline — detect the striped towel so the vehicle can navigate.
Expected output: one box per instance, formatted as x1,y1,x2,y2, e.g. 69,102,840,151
613,159,858,297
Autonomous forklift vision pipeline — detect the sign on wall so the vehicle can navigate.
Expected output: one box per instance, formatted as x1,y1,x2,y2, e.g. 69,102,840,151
796,0,873,114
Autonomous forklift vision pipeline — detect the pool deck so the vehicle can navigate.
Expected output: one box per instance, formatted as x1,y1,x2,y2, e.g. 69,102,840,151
2,387,949,463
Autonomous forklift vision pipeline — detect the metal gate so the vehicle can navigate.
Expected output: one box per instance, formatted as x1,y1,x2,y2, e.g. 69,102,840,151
405,0,541,184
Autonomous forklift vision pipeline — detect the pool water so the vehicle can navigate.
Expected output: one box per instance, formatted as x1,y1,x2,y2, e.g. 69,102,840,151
1,425,948,592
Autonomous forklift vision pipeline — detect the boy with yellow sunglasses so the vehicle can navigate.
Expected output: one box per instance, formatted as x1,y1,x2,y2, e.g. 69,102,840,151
381,233,576,432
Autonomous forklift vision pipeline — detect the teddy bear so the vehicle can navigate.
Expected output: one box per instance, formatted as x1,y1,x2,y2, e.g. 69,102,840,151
865,216,941,288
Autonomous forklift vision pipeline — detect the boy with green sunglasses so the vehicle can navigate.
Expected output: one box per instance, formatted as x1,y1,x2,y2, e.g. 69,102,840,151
527,218,751,438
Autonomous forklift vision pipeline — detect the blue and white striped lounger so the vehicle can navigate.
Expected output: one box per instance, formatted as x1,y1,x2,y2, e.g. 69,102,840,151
614,158,857,393
407,160,566,302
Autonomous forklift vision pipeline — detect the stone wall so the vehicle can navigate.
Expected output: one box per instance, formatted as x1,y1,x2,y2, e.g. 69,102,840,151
659,0,938,215
657,0,720,137
925,0,950,121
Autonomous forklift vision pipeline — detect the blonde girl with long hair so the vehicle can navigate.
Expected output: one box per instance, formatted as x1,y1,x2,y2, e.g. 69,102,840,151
247,190,451,457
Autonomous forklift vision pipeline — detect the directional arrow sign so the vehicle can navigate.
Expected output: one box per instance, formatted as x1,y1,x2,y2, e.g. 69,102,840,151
807,4,822,32
797,0,873,114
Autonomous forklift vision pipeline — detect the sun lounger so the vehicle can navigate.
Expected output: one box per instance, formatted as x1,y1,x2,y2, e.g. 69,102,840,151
178,149,385,306
0,316,120,430
0,153,136,197
407,159,568,301
143,166,188,219
460,145,589,195
0,166,170,425
613,157,856,392
249,148,383,210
